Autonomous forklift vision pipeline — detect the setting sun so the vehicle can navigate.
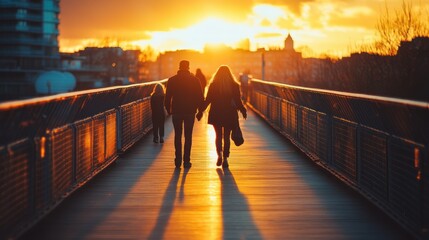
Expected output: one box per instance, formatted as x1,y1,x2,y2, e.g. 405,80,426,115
59,0,428,57
130,4,296,54
133,17,251,52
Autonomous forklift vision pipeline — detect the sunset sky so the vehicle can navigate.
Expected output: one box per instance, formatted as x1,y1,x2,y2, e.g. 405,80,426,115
59,0,426,57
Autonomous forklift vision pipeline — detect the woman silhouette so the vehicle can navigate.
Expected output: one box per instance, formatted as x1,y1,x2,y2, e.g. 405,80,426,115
197,65,247,168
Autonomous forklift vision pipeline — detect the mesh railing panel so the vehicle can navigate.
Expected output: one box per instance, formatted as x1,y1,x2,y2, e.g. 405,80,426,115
248,79,429,237
0,139,31,237
130,103,141,138
75,119,93,183
332,118,357,182
316,112,329,164
93,114,106,169
34,137,50,214
389,138,423,231
0,80,164,239
268,96,280,126
281,101,288,131
120,104,133,151
360,127,388,201
305,108,318,154
50,126,74,201
141,100,152,133
288,103,298,139
105,110,117,160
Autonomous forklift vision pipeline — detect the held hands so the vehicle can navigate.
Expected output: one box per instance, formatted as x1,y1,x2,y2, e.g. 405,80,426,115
241,110,247,119
196,111,203,121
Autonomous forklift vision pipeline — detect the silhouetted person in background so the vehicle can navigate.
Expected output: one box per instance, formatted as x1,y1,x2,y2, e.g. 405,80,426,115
239,71,250,102
150,83,166,143
197,65,247,168
165,60,204,168
195,68,207,91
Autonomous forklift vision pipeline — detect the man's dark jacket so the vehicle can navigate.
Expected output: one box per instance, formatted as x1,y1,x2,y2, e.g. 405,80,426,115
164,70,204,115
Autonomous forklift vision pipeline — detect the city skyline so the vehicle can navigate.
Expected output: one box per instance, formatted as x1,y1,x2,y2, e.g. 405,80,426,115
59,0,427,57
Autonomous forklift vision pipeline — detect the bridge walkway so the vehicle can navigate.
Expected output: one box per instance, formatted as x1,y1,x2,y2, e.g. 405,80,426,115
21,111,412,239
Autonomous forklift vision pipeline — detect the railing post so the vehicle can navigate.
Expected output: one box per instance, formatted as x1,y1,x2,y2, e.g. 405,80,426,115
356,124,361,185
116,107,122,153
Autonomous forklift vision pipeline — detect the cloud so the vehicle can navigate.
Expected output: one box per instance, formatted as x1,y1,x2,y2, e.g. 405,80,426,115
59,0,405,56
260,19,272,27
255,0,316,15
272,1,377,30
60,0,253,39
60,0,380,40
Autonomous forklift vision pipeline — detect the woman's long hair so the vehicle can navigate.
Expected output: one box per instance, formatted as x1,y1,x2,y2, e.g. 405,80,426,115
151,83,165,96
209,65,239,97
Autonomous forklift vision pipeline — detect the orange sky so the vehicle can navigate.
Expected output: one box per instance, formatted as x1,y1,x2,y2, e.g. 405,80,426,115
59,0,425,57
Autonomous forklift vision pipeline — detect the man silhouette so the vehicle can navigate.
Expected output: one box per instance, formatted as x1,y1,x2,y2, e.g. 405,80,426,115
165,60,204,168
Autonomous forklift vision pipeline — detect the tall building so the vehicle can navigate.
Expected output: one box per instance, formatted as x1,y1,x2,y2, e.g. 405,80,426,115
0,0,60,100
263,34,302,84
284,33,294,52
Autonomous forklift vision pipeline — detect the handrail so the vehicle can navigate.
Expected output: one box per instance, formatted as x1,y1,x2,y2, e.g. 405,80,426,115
0,80,167,146
248,78,429,239
0,80,166,239
0,80,167,109
250,78,429,109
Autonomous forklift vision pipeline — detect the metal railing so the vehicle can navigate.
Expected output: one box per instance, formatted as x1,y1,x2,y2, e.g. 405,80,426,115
248,78,429,239
1,77,427,238
0,80,165,239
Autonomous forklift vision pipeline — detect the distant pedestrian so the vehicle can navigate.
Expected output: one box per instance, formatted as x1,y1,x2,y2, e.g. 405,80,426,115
239,72,250,102
150,83,166,143
165,60,204,168
196,65,247,168
195,68,207,91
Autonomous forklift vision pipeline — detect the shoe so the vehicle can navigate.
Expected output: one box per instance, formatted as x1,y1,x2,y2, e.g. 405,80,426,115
216,156,222,166
175,158,182,168
183,161,192,168
160,138,164,143
222,158,229,168
153,137,158,143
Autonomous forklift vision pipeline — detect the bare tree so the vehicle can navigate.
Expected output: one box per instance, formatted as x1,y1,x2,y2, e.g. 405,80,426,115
375,0,429,55
139,45,156,62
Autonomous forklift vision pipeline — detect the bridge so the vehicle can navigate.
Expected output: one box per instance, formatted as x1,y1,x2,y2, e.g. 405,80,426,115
0,79,428,239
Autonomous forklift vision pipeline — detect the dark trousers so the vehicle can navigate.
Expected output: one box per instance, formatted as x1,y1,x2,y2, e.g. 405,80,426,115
214,125,232,158
152,120,164,138
172,114,195,162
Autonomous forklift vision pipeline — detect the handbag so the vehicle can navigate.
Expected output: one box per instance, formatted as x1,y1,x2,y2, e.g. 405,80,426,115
231,124,244,146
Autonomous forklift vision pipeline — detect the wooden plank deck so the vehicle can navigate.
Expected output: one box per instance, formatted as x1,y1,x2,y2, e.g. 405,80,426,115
21,111,412,240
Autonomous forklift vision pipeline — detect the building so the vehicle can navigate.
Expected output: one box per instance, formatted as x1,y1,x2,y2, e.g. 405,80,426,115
61,47,142,90
0,0,61,100
263,33,302,84
153,34,303,84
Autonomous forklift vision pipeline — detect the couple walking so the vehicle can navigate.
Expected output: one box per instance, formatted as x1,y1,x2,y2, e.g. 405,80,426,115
164,60,247,169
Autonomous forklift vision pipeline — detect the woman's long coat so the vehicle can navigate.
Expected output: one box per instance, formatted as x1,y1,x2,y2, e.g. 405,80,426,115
203,82,246,128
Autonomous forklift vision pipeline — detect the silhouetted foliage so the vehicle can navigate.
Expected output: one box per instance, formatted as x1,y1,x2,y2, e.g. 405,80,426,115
298,37,429,101
374,0,429,55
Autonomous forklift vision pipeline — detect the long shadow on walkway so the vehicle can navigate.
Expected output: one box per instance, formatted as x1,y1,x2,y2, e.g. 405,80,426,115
217,168,262,240
148,168,189,240
246,112,413,239
21,121,174,239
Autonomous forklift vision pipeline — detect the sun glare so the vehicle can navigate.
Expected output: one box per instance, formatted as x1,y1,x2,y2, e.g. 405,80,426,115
64,4,299,55
59,1,426,59
133,17,252,52
132,4,291,54
186,18,248,47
